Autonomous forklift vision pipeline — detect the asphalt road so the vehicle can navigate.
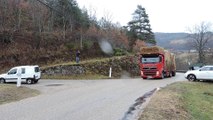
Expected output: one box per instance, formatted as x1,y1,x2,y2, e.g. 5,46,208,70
0,73,186,120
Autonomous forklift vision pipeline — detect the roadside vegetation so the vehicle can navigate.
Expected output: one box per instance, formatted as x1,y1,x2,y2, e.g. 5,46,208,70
0,84,40,105
139,81,213,120
175,52,213,70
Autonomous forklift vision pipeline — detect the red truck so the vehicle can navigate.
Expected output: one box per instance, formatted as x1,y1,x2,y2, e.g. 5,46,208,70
139,46,176,79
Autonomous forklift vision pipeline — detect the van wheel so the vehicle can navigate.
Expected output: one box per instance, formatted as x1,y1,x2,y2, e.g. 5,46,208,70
34,80,38,83
0,78,5,84
26,79,33,84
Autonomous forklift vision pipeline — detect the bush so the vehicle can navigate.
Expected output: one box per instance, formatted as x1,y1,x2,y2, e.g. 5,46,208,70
65,43,75,49
113,48,127,56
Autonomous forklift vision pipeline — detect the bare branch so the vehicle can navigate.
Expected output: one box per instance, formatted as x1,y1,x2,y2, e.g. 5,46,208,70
186,21,213,63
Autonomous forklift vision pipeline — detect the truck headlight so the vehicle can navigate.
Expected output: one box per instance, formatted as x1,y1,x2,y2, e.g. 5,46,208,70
141,71,143,75
156,71,159,76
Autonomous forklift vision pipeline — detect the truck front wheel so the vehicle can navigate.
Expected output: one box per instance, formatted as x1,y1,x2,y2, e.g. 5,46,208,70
161,72,165,79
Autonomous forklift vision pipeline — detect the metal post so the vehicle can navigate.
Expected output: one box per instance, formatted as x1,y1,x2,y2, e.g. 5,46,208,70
17,68,21,87
109,67,112,78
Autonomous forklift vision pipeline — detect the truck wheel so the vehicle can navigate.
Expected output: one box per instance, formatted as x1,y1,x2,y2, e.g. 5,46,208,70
26,79,33,84
172,71,176,76
187,74,196,81
169,72,172,77
0,78,5,84
142,77,147,79
161,72,165,79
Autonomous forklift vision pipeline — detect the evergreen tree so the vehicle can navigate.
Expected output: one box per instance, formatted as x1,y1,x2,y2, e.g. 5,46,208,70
127,5,155,50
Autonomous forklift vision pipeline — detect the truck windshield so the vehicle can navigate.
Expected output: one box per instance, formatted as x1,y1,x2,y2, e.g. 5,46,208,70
141,57,161,64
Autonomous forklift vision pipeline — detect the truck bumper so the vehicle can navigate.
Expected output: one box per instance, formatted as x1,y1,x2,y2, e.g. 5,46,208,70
141,71,162,79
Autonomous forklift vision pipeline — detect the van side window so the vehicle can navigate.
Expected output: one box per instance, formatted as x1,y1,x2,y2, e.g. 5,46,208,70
34,67,40,72
8,69,17,75
21,68,25,74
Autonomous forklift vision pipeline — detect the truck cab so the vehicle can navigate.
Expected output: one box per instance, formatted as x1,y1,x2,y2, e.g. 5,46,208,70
139,46,176,79
140,54,164,79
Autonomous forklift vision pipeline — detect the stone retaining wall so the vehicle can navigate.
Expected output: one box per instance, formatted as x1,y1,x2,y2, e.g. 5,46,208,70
42,56,140,77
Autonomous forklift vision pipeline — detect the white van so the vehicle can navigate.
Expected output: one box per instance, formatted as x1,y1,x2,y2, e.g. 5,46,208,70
0,65,41,84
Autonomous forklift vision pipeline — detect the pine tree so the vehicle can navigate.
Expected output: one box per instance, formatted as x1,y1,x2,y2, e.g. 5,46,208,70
127,5,155,50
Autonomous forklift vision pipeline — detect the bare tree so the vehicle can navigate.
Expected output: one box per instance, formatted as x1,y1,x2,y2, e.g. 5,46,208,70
29,0,48,49
0,0,9,31
87,6,97,24
187,21,213,64
99,11,113,30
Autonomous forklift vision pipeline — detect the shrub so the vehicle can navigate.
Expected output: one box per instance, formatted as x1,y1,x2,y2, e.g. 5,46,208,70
113,48,127,56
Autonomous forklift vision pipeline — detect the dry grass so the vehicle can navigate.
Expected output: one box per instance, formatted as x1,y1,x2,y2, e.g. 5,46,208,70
0,84,40,105
139,82,191,120
139,81,213,120
41,57,117,70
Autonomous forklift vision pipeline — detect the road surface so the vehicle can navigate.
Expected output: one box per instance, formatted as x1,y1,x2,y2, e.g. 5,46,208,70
0,73,185,120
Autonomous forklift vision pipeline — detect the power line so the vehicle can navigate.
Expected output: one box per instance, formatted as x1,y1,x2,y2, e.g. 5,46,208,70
35,0,63,16
34,0,83,25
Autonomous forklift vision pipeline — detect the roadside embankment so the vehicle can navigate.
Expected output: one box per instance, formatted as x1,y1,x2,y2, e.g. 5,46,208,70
41,56,140,79
139,81,213,120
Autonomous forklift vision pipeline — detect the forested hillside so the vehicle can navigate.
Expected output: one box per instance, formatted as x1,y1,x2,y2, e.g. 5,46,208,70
0,0,130,70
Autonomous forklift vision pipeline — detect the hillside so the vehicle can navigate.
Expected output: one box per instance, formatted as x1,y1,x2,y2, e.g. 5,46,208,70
155,32,189,50
155,32,213,51
0,0,129,71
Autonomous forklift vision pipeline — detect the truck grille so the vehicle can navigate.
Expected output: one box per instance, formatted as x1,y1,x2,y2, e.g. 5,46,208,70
142,67,157,76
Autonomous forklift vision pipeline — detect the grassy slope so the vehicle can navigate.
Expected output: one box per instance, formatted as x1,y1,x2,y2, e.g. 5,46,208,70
139,82,213,120
183,82,213,120
0,84,40,105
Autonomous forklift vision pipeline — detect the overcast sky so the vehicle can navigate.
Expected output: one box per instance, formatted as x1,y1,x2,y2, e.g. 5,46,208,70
77,0,213,33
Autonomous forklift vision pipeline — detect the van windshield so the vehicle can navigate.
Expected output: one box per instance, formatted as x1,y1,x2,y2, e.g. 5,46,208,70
8,69,17,74
34,67,40,72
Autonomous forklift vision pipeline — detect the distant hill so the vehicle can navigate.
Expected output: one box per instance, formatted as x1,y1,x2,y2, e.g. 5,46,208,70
155,32,189,50
155,32,213,51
